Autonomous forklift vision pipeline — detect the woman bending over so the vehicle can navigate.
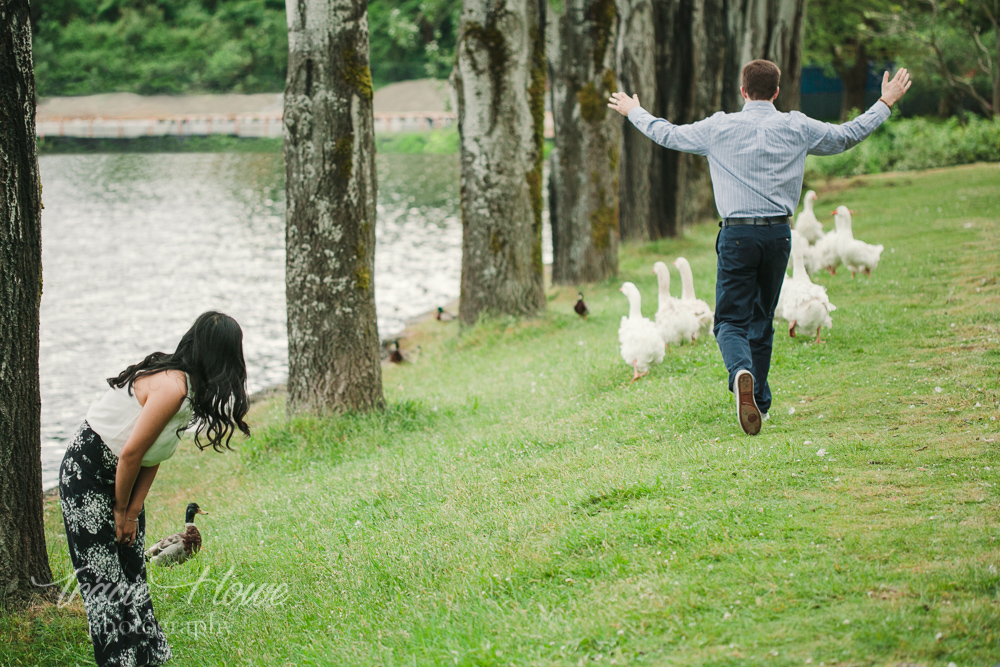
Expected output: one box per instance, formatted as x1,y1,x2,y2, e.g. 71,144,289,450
59,311,250,667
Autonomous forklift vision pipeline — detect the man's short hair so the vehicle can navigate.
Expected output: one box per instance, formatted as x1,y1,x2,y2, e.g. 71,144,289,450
742,60,781,100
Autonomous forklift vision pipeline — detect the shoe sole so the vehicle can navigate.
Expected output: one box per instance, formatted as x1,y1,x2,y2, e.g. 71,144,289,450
735,371,762,436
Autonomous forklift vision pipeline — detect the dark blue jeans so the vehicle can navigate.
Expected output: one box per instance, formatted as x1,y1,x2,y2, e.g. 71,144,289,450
712,222,791,414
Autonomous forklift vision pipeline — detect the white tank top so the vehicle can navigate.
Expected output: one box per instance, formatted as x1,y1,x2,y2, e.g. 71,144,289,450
86,373,193,467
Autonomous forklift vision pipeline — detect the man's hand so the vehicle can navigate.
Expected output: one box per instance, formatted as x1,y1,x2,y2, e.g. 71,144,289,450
608,92,641,117
880,68,912,108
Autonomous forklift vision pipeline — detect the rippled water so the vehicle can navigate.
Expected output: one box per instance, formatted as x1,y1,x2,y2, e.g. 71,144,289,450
38,151,551,490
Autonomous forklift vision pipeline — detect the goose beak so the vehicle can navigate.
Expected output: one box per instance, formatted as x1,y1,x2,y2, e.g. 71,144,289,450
849,209,855,214
831,210,838,216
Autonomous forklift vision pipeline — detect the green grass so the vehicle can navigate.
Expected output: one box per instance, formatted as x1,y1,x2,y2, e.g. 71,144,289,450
3,163,999,666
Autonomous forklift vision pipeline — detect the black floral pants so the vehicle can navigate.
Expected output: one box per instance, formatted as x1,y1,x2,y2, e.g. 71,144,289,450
59,422,172,667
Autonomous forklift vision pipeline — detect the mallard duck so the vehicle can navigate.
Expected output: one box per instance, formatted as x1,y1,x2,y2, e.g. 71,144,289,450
653,262,700,345
145,502,207,567
389,340,404,364
574,292,589,319
436,307,455,321
618,282,665,382
833,206,883,278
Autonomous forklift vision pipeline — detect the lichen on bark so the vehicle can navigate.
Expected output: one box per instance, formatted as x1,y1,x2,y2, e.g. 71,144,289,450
340,43,373,101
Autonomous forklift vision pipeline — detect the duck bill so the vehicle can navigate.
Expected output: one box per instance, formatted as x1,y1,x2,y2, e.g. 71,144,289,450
196,509,209,515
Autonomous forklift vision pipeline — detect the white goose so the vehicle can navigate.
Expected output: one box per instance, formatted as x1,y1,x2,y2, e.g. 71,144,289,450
833,205,883,277
619,281,665,382
795,190,824,243
672,257,714,335
780,231,836,343
653,262,701,345
806,228,841,276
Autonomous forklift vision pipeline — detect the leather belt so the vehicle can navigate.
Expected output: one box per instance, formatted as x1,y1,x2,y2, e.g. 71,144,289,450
720,216,790,227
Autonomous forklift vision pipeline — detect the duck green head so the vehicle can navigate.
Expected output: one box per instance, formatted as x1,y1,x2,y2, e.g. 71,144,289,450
185,503,209,524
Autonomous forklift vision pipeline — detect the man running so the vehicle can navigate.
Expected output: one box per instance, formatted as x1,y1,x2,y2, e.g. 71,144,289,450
608,60,911,435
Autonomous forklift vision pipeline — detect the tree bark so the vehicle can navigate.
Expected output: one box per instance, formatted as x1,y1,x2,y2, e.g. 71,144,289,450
737,0,807,112
284,0,384,414
614,0,805,240
616,0,658,241
455,0,547,324
836,41,869,120
548,0,621,284
0,0,53,608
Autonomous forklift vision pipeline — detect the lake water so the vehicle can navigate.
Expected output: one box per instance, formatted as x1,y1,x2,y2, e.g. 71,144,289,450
38,151,551,490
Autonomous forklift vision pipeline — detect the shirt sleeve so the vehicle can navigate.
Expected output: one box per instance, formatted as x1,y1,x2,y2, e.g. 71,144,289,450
626,107,715,156
805,101,892,156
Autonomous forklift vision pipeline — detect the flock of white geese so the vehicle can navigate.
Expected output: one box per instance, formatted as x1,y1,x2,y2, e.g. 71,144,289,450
618,192,884,381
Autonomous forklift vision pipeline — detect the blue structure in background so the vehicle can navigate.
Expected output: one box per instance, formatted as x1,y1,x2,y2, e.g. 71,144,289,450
799,65,885,119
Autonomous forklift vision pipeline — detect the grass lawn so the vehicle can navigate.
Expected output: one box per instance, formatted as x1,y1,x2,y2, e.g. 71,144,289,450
2,163,999,666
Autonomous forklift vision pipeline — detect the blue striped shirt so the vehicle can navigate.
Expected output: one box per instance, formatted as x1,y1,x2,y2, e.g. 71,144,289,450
626,100,892,218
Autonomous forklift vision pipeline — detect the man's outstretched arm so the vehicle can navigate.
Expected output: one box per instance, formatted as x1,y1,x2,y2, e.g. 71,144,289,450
806,68,912,156
608,92,713,156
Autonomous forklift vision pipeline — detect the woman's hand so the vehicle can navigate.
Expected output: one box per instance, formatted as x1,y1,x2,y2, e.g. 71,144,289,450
114,505,138,547
607,92,641,116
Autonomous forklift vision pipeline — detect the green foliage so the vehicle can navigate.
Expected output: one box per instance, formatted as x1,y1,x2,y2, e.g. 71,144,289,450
31,0,289,96
30,0,461,96
367,0,461,87
375,128,461,155
805,114,1000,178
804,0,900,73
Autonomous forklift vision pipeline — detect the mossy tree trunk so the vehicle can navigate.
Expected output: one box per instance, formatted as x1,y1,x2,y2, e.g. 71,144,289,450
0,0,53,607
283,0,384,414
548,0,621,284
455,0,547,325
616,0,804,240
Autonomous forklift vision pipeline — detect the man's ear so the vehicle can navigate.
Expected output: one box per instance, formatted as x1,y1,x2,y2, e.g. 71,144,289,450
740,86,748,100
772,86,780,102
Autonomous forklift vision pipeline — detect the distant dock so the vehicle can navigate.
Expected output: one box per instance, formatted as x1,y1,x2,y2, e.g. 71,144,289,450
35,80,555,140
35,111,458,140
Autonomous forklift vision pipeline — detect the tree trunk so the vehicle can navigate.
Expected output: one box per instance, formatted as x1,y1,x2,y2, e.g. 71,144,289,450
455,0,547,324
0,0,53,608
283,0,384,414
616,0,658,241
838,42,869,120
548,0,621,284
993,25,999,118
614,0,804,240
736,0,807,112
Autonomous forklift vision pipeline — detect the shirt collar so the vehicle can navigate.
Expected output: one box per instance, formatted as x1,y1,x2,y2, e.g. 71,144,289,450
742,100,777,112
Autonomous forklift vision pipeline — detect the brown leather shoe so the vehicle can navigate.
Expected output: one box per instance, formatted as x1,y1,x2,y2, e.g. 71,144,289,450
734,369,762,435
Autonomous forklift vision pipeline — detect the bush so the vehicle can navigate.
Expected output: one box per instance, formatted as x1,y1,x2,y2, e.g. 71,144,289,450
805,114,1000,178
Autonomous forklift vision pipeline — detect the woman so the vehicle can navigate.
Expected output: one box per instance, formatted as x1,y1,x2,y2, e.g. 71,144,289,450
59,311,250,667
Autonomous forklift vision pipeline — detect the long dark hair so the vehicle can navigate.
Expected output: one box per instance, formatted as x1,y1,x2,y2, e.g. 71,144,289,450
108,311,251,451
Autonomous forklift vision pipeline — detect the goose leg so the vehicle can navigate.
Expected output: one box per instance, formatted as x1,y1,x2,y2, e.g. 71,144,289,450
788,321,797,337
852,270,856,279
864,267,871,276
827,266,836,276
814,327,824,344
631,359,647,383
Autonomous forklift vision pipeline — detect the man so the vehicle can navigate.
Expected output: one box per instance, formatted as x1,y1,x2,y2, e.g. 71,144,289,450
608,60,911,435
